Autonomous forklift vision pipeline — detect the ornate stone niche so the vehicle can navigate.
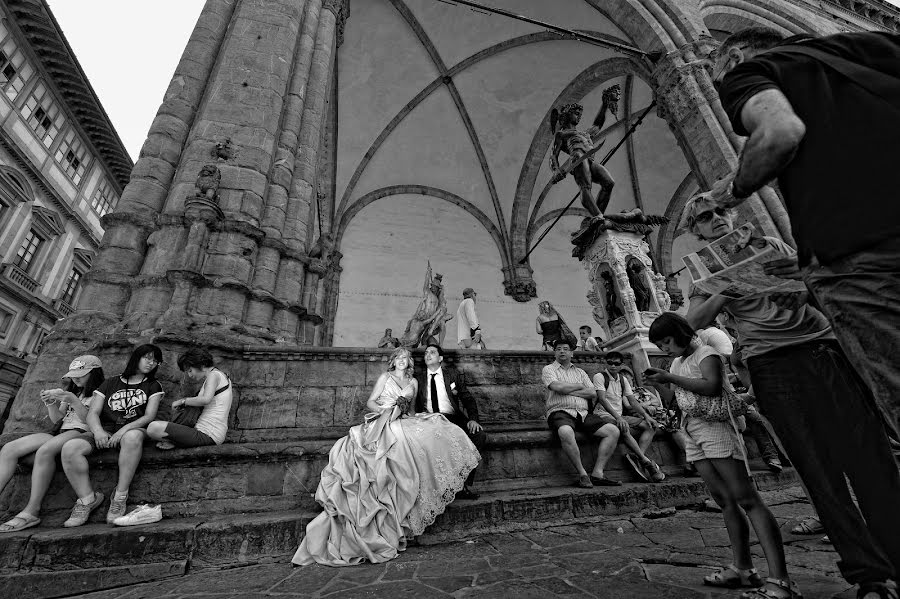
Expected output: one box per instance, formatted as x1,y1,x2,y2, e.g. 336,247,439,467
576,214,671,377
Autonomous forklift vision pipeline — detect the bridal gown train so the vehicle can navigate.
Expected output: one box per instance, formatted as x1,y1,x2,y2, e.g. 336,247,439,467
292,376,481,566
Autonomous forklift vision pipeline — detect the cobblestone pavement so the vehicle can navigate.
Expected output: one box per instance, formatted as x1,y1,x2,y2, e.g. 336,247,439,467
76,487,855,599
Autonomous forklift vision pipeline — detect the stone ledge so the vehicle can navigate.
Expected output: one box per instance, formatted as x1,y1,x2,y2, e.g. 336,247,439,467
0,470,798,598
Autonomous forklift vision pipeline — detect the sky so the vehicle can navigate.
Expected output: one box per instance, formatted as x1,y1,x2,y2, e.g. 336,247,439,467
47,0,900,161
47,0,205,161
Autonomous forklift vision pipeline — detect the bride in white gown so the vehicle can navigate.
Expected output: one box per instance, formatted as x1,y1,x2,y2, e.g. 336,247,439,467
293,347,481,566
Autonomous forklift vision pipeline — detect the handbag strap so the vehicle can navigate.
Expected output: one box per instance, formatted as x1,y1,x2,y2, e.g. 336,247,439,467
720,359,751,475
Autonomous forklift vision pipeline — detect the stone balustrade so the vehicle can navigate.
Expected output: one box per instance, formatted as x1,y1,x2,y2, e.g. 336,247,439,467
54,298,74,317
2,262,39,294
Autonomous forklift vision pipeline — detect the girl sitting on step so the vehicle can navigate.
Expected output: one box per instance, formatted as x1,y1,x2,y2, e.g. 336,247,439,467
0,355,105,532
645,312,801,599
59,344,164,527
146,348,232,449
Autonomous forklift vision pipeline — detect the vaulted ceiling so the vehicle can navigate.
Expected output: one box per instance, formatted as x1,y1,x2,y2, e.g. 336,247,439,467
334,0,691,272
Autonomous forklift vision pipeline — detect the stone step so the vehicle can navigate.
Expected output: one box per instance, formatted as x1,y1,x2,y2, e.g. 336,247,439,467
0,468,799,598
0,426,782,523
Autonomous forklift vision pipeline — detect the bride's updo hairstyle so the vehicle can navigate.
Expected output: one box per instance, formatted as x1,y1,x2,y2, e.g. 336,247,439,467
387,347,414,379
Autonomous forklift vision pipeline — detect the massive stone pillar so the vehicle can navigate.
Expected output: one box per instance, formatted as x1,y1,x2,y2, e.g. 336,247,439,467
2,0,348,436
652,39,794,244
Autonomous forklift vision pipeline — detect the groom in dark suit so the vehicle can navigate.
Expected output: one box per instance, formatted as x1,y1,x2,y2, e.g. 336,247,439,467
416,343,487,499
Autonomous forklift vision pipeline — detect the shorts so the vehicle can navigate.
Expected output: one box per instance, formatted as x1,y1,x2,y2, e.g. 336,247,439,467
624,415,649,437
70,428,148,450
682,417,744,463
164,422,216,448
547,411,610,437
58,426,88,435
592,413,650,439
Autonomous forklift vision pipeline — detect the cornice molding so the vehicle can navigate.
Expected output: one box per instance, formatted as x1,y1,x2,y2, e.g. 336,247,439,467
4,0,133,190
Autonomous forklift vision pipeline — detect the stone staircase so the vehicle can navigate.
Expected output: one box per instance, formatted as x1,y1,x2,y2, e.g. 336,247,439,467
0,346,797,598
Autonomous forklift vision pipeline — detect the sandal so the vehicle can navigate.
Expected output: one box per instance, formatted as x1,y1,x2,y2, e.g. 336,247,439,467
704,564,763,588
0,512,41,533
857,580,899,599
741,577,803,599
155,440,176,450
790,516,824,535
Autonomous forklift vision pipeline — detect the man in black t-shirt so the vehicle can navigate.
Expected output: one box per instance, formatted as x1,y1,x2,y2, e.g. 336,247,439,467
708,27,900,598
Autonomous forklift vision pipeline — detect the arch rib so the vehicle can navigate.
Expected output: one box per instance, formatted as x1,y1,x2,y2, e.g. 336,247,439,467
335,185,511,275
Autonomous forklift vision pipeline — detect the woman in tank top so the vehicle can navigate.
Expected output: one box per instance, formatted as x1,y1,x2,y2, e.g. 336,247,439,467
147,348,232,449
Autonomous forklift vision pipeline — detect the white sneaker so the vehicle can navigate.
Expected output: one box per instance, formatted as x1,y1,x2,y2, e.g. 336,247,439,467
112,504,162,527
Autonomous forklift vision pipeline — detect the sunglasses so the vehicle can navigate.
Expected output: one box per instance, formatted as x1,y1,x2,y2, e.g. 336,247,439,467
606,361,622,367
694,207,728,224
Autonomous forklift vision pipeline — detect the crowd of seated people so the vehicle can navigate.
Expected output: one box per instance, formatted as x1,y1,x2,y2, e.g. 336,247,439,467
0,346,232,531
0,333,782,533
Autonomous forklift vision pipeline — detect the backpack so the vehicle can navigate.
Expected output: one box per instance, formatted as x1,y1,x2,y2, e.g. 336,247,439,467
588,371,613,415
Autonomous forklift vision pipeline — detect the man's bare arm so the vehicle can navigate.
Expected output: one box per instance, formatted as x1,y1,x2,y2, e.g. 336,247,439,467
686,295,729,330
731,89,806,201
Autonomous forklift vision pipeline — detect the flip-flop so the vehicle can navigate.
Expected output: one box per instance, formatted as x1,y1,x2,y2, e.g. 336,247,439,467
0,512,40,533
589,475,622,487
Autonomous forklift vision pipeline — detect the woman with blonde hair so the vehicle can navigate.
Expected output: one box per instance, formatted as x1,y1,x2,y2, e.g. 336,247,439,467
294,347,480,566
536,301,578,350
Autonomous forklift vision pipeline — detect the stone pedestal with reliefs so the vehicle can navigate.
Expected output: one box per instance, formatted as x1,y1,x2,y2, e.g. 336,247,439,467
576,216,672,376
1,0,350,436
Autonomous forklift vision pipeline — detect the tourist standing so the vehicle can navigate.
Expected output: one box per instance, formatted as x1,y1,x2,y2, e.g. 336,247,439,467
457,288,483,349
709,28,900,445
682,193,900,598
647,312,798,599
577,326,601,352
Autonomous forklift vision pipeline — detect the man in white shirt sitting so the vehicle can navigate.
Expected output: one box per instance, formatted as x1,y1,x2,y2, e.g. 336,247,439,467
541,340,623,488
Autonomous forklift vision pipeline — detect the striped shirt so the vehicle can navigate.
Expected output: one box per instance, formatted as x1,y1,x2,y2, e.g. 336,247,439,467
541,361,593,420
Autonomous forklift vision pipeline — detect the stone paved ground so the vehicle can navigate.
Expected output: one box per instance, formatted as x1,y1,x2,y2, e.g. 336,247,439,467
73,486,855,599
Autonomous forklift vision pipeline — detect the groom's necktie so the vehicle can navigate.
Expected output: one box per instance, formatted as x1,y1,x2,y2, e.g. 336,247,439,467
430,373,440,414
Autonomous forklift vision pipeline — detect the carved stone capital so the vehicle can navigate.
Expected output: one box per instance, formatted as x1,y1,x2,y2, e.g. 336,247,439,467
307,258,329,276
502,264,537,302
184,195,225,224
322,0,350,47
650,38,719,125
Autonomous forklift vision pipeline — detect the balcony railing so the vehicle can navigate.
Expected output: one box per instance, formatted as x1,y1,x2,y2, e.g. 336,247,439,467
55,298,75,317
2,262,39,294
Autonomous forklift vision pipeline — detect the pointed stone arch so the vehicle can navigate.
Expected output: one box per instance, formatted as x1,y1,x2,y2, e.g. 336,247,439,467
334,184,511,275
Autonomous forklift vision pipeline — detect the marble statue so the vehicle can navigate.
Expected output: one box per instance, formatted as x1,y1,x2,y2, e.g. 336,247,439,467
626,258,652,312
549,84,620,218
400,262,452,348
195,165,221,201
600,271,624,326
377,328,400,349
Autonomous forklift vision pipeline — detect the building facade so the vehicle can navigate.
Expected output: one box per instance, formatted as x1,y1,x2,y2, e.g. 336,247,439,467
0,0,131,421
2,0,898,436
